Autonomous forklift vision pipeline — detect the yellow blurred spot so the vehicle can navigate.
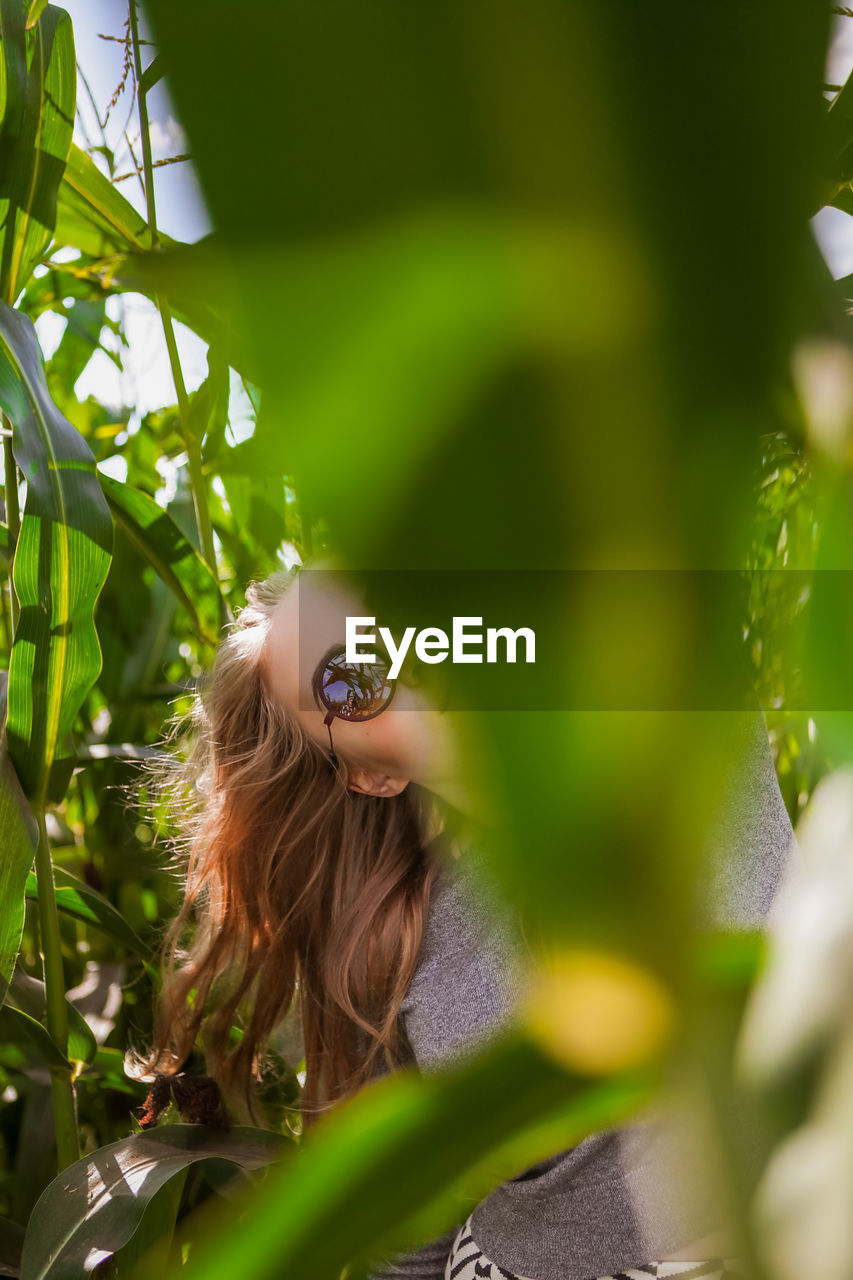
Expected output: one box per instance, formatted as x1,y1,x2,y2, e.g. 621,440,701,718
523,947,674,1074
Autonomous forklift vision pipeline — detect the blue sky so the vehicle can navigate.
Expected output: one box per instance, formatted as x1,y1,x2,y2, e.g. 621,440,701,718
36,0,256,472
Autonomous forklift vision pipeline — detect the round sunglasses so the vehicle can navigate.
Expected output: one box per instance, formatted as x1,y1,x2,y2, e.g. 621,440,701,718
311,643,396,768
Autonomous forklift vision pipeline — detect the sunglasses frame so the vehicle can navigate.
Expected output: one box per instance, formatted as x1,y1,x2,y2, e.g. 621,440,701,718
311,643,397,769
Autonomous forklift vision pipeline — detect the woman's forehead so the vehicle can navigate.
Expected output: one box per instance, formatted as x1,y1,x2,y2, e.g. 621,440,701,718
265,576,367,712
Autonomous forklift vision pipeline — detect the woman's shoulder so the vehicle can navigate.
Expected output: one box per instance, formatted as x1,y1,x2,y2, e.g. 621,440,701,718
423,838,527,957
694,707,800,930
399,839,532,1073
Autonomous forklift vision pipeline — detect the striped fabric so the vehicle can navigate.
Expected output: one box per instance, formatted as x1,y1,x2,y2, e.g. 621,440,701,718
445,1215,751,1280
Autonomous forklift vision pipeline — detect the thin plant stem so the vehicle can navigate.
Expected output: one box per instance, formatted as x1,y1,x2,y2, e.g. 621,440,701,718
128,0,217,576
122,129,148,205
76,63,105,138
34,806,79,1171
3,427,20,636
158,295,216,571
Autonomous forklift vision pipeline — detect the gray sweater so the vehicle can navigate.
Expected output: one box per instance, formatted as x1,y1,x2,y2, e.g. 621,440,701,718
369,710,799,1280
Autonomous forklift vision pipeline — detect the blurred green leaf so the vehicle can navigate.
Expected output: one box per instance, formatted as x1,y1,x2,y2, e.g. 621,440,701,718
7,968,96,1066
822,58,853,204
78,1044,141,1095
120,242,258,381
24,865,152,960
19,1125,290,1280
45,298,116,403
0,302,113,802
177,1035,652,1280
0,2,75,301
0,1214,25,1278
190,348,229,457
17,257,113,322
0,1003,70,1072
688,928,766,989
98,471,223,647
0,672,38,1007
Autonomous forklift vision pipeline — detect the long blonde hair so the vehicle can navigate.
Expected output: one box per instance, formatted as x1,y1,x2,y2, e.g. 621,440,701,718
138,569,446,1127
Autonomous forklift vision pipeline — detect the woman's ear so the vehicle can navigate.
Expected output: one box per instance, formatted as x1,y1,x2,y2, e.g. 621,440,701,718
347,769,409,798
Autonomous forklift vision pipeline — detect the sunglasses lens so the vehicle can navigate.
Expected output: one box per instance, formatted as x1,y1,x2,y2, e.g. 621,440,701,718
316,650,394,720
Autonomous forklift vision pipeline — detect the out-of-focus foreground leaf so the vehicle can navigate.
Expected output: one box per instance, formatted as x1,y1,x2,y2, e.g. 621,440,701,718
0,302,112,802
0,1,75,302
176,1036,653,1280
141,0,829,945
19,1124,290,1280
139,1,829,1276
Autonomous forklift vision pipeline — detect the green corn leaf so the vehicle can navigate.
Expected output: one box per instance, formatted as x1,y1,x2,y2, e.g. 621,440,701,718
7,968,97,1065
54,143,160,258
0,672,38,1008
98,471,223,648
78,1044,142,1096
24,0,48,26
113,1168,188,1280
50,150,242,370
25,0,48,27
0,2,76,302
138,52,165,96
0,302,113,802
0,1216,25,1280
24,865,152,961
0,1003,70,1072
20,1125,291,1280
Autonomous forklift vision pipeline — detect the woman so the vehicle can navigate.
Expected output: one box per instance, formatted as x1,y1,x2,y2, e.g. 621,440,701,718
140,566,795,1280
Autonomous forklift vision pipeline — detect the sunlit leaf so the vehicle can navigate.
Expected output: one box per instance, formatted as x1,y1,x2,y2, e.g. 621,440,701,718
53,144,154,258
113,1168,187,1280
19,1125,290,1280
17,256,113,322
45,298,116,401
0,671,38,1007
97,471,223,647
0,302,113,802
24,865,152,961
7,968,97,1065
0,1003,70,1071
25,0,49,28
0,2,76,301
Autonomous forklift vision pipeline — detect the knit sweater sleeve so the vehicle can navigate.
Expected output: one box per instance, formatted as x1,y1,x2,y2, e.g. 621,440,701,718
399,848,532,1070
365,849,531,1280
692,706,800,931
